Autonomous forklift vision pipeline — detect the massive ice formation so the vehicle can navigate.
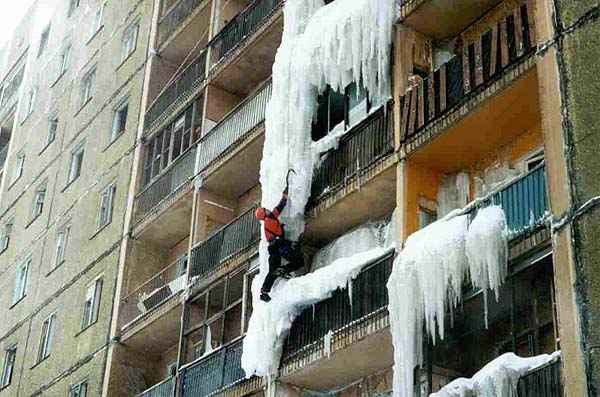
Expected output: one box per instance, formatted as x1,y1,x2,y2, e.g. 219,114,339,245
243,0,397,379
387,206,508,397
430,351,561,397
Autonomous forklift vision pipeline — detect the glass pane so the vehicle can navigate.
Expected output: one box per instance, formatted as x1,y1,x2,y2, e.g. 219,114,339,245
186,327,205,363
207,282,225,319
227,271,244,306
329,88,346,130
223,304,242,343
187,295,207,330
206,318,223,352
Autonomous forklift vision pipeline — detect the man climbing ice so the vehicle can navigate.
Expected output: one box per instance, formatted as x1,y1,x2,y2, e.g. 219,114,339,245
255,172,304,302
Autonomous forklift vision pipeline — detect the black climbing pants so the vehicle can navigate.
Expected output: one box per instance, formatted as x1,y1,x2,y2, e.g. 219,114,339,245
261,238,304,293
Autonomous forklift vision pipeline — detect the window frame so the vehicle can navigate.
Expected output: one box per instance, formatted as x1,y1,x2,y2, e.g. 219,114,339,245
1,218,14,252
67,143,85,186
53,225,70,268
58,45,71,81
37,312,56,363
32,186,47,220
12,153,25,184
37,25,51,58
89,3,106,41
68,379,88,397
0,344,16,388
26,87,38,117
79,67,96,109
81,277,103,330
96,183,116,231
109,96,129,143
12,258,31,306
44,116,58,150
120,21,139,62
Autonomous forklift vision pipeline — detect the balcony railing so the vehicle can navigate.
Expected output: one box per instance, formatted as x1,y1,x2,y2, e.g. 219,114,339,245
145,51,207,132
209,0,283,66
282,253,394,361
191,205,260,279
310,101,394,204
517,359,562,397
399,3,535,145
0,63,24,122
158,0,206,46
135,376,176,397
134,146,197,224
196,78,272,174
180,338,248,397
120,255,188,328
464,165,548,242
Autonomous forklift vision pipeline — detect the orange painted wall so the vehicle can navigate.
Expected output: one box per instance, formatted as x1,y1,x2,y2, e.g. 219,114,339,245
405,161,443,238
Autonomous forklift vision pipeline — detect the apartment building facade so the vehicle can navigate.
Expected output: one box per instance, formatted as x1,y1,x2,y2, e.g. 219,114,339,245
0,0,598,396
0,0,153,396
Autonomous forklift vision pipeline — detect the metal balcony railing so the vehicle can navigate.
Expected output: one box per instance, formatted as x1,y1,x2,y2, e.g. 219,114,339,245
120,255,188,328
196,78,272,173
517,359,562,397
209,0,283,66
399,2,535,144
145,52,207,132
158,0,206,46
310,101,394,204
134,146,197,224
463,165,548,242
135,376,176,397
180,338,247,397
282,253,394,361
191,205,260,279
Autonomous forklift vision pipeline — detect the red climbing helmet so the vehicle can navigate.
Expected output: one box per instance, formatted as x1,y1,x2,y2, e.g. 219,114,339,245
255,207,267,221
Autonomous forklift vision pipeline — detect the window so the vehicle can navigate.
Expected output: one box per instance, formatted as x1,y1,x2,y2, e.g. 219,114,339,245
12,154,24,183
110,97,129,142
81,278,102,329
37,313,56,362
89,4,105,40
69,380,88,397
32,187,46,219
121,22,139,61
0,345,16,388
1,219,13,252
46,117,58,148
12,258,30,305
67,144,84,185
68,0,80,17
38,25,50,58
80,67,96,108
25,87,38,116
97,184,116,230
58,45,71,79
525,151,545,171
53,226,70,268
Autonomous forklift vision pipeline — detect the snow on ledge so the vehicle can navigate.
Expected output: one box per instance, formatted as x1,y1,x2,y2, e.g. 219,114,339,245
430,351,561,397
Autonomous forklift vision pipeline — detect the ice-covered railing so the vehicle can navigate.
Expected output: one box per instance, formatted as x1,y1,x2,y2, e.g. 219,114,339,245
399,1,535,148
310,101,394,204
461,165,548,242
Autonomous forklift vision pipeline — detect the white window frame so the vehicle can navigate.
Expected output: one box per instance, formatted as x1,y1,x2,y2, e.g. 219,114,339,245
12,153,24,184
80,67,96,109
12,258,31,305
46,116,58,148
81,277,102,329
38,25,51,58
67,144,85,185
1,218,14,252
32,186,46,219
37,313,56,362
58,45,71,79
89,4,106,41
53,225,70,268
96,183,116,231
26,87,37,116
110,97,129,143
120,21,139,62
69,379,88,397
0,345,16,388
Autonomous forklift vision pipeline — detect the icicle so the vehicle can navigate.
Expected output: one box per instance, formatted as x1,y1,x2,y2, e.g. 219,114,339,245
323,330,333,358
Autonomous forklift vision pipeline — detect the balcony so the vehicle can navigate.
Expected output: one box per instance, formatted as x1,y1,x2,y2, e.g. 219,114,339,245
120,255,188,330
145,52,207,134
208,0,283,95
135,376,176,397
0,61,24,123
198,79,271,197
280,253,394,389
399,1,537,156
517,359,562,397
180,338,261,397
304,102,396,243
190,206,260,286
133,146,196,245
398,0,509,39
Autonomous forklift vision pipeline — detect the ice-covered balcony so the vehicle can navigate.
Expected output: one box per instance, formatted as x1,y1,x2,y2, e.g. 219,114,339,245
399,0,537,156
398,0,512,40
304,101,397,244
517,359,562,397
190,206,260,290
208,0,283,96
0,57,25,123
197,79,272,198
179,338,262,397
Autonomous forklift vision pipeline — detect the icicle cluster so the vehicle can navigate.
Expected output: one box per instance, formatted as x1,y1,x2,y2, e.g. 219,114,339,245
243,0,397,379
387,206,508,397
431,351,561,397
